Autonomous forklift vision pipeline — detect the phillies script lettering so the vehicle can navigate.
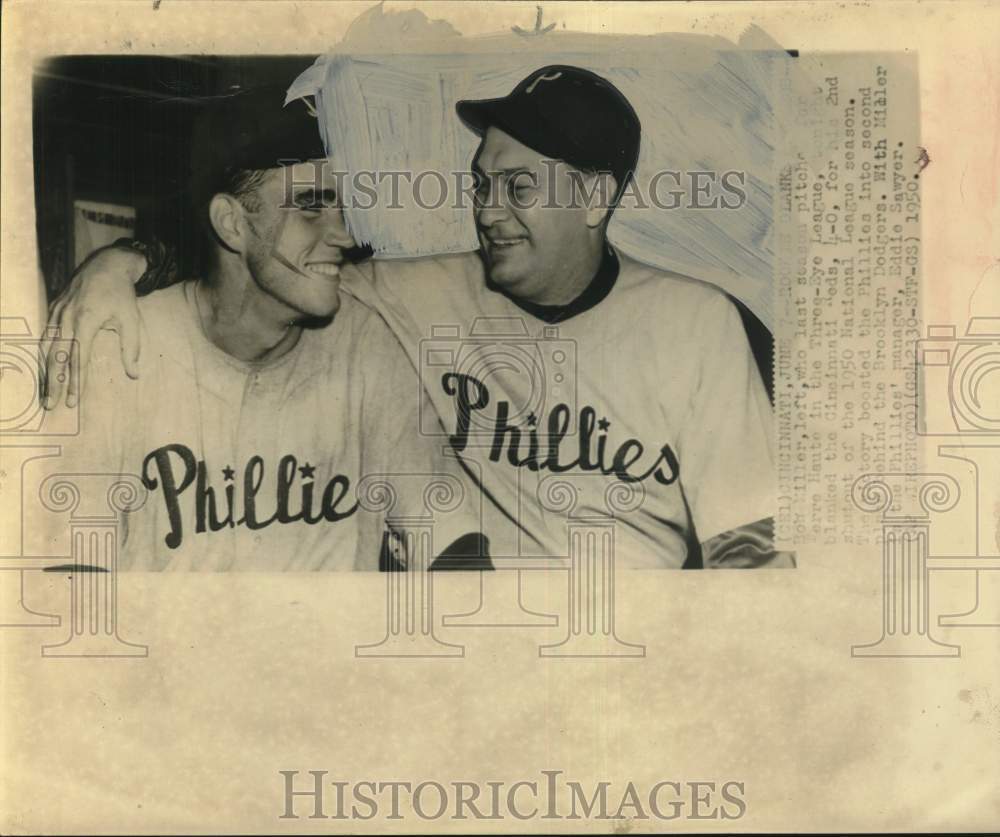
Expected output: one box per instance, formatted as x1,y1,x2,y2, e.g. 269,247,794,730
442,374,680,484
141,444,358,549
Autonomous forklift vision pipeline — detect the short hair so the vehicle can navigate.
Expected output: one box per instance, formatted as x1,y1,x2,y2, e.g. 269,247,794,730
186,84,326,266
190,166,272,270
224,168,270,212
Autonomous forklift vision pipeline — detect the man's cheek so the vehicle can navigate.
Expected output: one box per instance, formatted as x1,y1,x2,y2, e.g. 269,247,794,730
266,213,308,275
248,211,280,252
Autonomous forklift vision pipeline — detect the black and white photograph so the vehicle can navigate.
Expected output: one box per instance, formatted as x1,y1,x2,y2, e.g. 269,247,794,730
1,1,998,834
33,47,789,573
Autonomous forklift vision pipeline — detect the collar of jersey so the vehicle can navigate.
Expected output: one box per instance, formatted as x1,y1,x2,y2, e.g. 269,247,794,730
491,244,620,325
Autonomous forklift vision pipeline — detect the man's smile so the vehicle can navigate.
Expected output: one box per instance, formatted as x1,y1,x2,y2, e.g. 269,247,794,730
484,235,527,252
304,261,342,278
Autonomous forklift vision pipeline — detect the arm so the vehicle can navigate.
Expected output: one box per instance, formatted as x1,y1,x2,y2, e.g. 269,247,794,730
678,294,794,568
42,238,174,409
360,313,491,570
39,330,134,561
700,517,796,569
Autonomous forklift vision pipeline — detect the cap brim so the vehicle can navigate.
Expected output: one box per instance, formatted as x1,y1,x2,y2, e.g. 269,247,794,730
456,96,559,162
456,96,596,175
455,96,507,136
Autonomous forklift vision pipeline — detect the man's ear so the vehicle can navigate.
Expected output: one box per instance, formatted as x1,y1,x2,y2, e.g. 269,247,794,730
208,193,248,253
585,173,618,228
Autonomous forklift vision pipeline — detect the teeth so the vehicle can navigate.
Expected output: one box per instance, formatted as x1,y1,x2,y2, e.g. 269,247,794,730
490,239,524,248
308,264,341,277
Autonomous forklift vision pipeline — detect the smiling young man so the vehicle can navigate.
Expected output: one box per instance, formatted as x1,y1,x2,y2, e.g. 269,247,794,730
42,86,484,571
45,66,790,569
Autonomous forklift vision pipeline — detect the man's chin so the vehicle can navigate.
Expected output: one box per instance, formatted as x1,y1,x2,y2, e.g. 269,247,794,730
484,262,527,292
297,292,342,324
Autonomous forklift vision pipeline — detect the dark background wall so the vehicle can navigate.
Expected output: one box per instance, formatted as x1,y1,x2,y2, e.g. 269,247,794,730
32,55,314,299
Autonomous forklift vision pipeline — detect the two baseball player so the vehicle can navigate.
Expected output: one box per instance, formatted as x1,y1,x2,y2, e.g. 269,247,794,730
43,65,793,569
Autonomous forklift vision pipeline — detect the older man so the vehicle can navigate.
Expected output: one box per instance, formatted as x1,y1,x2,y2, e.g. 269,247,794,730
44,65,790,569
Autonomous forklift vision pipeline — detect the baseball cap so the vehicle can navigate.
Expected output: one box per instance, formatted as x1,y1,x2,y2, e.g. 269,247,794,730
188,82,327,207
455,65,641,198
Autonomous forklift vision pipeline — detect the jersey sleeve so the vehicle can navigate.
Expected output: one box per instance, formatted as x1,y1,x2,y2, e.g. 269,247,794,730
357,310,486,562
43,331,133,470
39,330,136,555
676,292,777,543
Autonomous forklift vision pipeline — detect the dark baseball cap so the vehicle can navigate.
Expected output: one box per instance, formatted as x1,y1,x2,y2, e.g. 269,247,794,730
455,65,641,197
188,82,327,206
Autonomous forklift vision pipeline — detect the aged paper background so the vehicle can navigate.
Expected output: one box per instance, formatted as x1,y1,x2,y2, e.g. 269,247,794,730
2,0,999,833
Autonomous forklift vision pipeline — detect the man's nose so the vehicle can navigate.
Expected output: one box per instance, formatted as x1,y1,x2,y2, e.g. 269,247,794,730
321,210,356,248
475,190,510,228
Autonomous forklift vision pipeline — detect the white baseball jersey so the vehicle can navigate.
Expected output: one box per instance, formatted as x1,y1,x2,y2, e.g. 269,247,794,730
45,282,478,571
340,250,776,568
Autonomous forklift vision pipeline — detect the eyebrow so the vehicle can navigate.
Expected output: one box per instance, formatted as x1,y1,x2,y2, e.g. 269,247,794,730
291,187,339,204
470,163,533,179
